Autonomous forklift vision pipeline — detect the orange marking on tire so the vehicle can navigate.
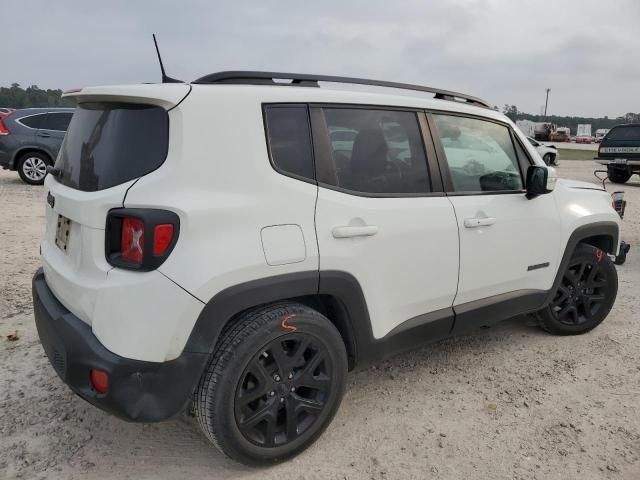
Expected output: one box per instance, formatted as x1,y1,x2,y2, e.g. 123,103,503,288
596,249,604,262
281,314,297,332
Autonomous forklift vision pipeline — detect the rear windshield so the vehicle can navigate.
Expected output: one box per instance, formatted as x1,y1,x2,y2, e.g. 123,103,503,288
55,102,169,191
605,126,640,142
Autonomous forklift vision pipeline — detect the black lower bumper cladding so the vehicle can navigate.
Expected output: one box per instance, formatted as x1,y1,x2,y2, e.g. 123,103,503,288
32,268,207,422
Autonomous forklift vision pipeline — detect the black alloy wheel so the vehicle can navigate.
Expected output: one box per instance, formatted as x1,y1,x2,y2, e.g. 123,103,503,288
536,244,617,335
194,302,347,465
235,333,332,447
550,256,610,325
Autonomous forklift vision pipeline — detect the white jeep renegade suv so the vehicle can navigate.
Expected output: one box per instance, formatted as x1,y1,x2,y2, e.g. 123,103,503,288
33,72,621,465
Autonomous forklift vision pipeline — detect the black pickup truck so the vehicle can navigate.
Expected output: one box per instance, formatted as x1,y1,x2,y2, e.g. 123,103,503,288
595,124,640,184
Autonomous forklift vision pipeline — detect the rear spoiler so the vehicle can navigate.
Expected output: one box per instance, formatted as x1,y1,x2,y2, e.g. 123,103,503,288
63,84,191,110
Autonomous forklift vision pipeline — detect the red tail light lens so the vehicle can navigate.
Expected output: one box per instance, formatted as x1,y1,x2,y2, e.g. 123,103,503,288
106,209,179,271
121,217,145,264
0,117,10,136
90,368,109,394
153,224,174,256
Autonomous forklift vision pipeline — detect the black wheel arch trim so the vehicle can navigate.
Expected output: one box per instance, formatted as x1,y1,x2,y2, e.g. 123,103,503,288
545,221,619,305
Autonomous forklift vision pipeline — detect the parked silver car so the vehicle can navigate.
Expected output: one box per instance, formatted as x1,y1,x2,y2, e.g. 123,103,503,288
0,107,74,184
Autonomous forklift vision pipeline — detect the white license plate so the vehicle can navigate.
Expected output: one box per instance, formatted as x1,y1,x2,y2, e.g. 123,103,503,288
614,158,628,164
55,215,71,252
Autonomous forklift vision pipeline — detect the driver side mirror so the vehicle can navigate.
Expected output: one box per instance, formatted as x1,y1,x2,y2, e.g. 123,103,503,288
526,165,553,198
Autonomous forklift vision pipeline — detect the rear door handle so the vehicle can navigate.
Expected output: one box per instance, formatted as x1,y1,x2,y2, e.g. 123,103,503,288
332,225,378,238
463,217,496,228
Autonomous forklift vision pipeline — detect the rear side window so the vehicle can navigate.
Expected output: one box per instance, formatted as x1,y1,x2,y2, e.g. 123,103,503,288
605,126,640,141
433,114,523,192
55,103,168,192
42,112,73,131
18,114,46,129
264,105,315,181
320,108,431,195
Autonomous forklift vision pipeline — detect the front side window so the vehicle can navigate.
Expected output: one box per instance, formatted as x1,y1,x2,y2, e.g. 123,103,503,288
321,108,430,194
433,114,523,192
42,112,73,131
264,105,315,181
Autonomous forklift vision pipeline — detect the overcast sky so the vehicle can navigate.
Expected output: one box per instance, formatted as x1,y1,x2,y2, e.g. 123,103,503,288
4,0,639,117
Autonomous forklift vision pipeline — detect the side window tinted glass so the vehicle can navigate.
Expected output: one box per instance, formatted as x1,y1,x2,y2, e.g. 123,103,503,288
433,114,523,192
322,108,430,194
19,114,46,129
42,112,73,131
264,105,315,180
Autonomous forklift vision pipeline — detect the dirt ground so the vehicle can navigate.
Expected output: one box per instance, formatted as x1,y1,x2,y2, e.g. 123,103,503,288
1,162,638,480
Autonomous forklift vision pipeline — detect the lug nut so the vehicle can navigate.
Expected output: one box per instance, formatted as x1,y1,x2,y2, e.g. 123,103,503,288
291,386,296,392
274,374,281,382
280,397,285,403
270,391,275,396
288,372,293,379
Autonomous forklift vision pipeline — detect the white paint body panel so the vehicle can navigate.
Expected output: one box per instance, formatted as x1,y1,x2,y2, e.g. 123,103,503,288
315,188,459,339
449,192,561,305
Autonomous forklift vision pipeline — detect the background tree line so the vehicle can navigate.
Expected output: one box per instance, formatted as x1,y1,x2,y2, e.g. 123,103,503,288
0,83,74,108
500,104,640,133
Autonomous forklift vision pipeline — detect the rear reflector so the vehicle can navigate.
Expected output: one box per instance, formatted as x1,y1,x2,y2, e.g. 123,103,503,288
90,369,109,394
153,224,174,256
121,217,145,264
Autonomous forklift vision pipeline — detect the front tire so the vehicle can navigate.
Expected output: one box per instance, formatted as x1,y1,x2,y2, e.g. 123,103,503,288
536,244,617,335
17,152,51,185
607,166,632,184
194,302,347,465
543,152,553,165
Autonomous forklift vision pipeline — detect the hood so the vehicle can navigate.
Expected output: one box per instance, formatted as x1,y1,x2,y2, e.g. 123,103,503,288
558,178,605,191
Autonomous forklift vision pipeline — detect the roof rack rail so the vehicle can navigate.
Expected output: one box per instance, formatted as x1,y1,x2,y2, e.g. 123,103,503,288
192,71,491,108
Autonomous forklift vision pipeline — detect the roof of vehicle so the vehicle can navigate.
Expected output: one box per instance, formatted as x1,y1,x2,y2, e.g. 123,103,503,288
10,107,75,116
66,72,510,124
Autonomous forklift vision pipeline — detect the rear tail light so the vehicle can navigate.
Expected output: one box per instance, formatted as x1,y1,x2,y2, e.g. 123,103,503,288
106,209,179,271
0,116,10,136
153,224,174,256
121,217,145,264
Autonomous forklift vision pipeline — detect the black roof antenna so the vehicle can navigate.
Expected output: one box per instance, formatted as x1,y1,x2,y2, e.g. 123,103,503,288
152,34,183,83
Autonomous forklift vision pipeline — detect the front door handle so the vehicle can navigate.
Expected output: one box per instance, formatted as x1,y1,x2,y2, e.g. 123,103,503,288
332,225,378,238
463,217,496,228
37,132,51,138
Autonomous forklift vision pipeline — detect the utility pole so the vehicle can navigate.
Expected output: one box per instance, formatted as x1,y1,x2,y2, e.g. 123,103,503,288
544,88,551,117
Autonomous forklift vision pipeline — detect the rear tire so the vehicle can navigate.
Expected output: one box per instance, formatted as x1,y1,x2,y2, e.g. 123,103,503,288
17,151,51,185
536,244,617,335
194,302,347,465
607,166,632,184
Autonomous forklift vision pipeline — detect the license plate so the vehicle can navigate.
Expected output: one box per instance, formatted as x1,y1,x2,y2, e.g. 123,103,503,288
614,158,628,164
55,215,71,252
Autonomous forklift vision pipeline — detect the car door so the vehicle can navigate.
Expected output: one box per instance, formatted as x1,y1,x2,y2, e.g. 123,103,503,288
312,106,460,340
36,111,73,159
430,113,561,333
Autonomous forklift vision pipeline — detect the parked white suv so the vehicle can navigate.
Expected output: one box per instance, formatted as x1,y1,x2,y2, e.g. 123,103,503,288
527,136,560,165
33,72,621,465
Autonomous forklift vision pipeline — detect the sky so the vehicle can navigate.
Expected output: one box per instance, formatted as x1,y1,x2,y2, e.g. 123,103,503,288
3,0,639,118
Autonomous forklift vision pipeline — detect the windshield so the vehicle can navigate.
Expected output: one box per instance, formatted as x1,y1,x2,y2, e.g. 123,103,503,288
55,102,169,191
605,126,640,142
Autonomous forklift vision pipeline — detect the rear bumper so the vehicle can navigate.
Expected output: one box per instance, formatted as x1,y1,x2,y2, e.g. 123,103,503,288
32,268,208,422
595,159,640,166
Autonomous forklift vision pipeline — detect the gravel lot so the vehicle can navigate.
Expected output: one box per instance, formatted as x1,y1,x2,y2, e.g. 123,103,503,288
1,162,639,480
